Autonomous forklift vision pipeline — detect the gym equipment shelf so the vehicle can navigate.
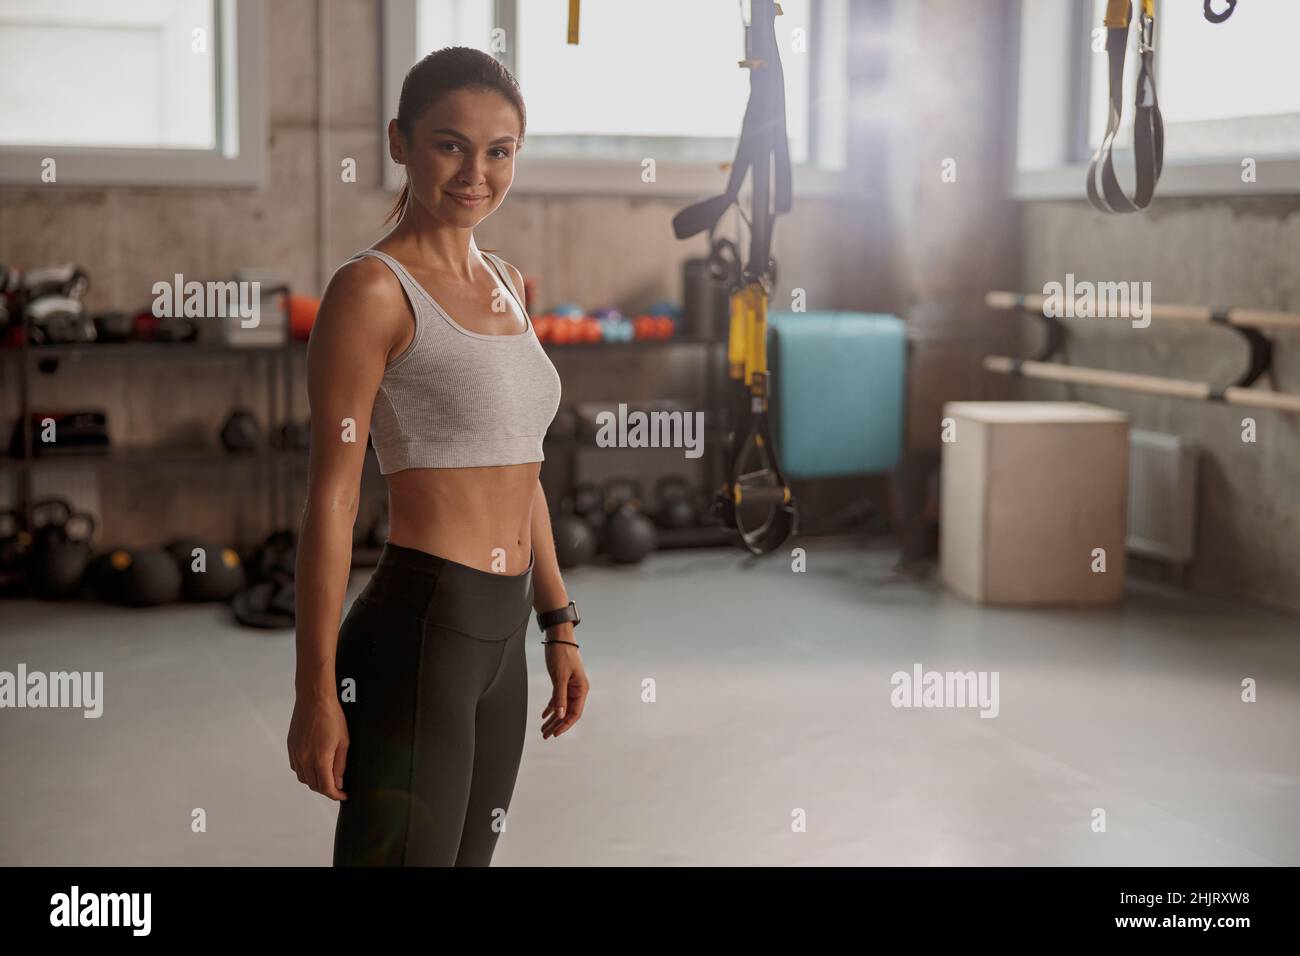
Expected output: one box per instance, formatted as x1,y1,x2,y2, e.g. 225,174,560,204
1,305,297,551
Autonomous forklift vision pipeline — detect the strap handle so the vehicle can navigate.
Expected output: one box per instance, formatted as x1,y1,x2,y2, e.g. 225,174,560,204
1204,0,1236,23
1086,0,1164,214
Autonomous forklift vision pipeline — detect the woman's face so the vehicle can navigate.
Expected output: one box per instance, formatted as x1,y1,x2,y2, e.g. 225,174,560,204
390,87,522,226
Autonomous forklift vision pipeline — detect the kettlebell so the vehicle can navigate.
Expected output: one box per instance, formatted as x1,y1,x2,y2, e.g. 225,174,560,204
0,508,33,596
654,474,698,530
31,510,96,600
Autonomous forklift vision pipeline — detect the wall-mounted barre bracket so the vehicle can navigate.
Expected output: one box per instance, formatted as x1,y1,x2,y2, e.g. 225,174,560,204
1023,304,1067,363
1208,309,1274,389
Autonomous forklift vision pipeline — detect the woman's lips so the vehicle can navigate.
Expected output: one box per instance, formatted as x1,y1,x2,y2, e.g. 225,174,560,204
448,192,487,207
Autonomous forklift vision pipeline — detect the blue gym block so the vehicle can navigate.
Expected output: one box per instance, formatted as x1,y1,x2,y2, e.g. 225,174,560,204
766,311,906,479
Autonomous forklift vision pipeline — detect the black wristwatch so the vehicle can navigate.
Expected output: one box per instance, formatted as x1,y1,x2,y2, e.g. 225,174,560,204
536,600,580,633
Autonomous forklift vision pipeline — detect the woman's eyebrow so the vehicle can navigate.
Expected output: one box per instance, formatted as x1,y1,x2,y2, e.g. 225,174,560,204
428,127,516,145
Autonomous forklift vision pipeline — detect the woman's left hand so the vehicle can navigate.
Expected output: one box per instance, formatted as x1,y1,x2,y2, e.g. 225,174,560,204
540,638,588,739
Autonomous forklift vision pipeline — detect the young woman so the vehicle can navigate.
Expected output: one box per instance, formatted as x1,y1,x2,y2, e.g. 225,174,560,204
287,47,590,866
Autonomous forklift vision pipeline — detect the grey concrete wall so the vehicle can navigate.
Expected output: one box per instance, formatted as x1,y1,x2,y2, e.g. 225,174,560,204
0,0,887,548
881,0,1021,450
1018,197,1300,615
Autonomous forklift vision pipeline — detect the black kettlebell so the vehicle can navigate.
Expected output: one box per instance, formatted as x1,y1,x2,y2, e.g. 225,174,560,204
31,509,96,600
28,498,73,597
603,477,644,515
654,474,698,530
0,508,33,596
571,481,604,518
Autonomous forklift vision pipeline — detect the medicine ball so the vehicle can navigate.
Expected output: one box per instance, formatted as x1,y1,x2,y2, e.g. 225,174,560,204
166,538,245,602
88,548,132,602
607,507,657,564
94,548,181,606
552,513,598,569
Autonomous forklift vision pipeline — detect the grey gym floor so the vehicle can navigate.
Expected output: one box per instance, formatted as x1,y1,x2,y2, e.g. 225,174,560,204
2,538,1297,866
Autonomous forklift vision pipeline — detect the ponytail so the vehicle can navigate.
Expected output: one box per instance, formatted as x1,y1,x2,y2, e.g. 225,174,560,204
385,176,410,227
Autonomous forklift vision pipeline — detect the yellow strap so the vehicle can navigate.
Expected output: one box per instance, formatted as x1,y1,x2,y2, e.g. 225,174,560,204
1103,0,1131,28
752,285,768,384
728,289,746,379
567,0,580,44
1142,0,1155,19
743,286,758,387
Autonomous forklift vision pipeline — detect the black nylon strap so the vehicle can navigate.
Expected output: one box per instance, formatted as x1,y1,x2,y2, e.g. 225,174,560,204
1086,3,1164,214
1204,0,1236,23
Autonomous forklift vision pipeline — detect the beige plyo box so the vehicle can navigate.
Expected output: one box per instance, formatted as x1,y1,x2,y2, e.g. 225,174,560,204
940,402,1130,606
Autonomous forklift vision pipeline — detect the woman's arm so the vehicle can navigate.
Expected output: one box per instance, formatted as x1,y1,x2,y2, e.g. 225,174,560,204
531,479,590,738
289,256,406,798
530,478,572,633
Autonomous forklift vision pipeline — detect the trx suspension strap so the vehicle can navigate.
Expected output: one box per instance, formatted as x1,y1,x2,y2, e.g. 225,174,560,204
1086,0,1164,214
1204,0,1237,23
567,0,580,44
672,0,796,557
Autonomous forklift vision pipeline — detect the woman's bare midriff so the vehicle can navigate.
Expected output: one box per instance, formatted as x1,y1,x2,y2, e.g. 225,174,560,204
383,461,539,575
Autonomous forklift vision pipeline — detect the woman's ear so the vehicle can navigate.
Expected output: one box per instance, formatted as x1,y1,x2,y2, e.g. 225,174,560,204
387,119,405,165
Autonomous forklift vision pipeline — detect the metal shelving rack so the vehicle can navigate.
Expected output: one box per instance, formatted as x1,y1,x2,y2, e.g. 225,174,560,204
1,318,297,551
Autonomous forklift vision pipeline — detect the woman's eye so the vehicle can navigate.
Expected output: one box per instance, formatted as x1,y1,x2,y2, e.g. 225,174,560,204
438,143,509,158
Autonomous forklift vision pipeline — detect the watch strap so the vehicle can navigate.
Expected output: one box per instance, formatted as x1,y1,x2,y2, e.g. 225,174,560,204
536,600,579,633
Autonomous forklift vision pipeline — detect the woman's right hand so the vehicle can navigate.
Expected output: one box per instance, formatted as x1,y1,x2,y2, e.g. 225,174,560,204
288,692,349,801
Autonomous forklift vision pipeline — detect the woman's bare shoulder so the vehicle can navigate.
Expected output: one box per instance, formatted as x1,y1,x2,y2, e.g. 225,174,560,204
311,254,409,344
322,253,405,310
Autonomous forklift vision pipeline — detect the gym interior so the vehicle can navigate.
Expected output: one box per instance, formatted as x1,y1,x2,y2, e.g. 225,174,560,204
1,0,1298,869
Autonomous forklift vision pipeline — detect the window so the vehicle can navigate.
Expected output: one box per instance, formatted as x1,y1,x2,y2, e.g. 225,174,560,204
384,0,849,196
1014,0,1300,199
0,0,267,187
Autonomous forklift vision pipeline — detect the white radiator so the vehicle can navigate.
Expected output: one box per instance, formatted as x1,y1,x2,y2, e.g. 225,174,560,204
1127,429,1198,564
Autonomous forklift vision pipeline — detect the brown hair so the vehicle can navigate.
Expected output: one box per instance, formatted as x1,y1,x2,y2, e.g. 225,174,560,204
386,47,527,226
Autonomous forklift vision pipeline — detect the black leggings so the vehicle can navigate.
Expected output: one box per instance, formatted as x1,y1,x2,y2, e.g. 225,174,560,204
332,541,534,866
